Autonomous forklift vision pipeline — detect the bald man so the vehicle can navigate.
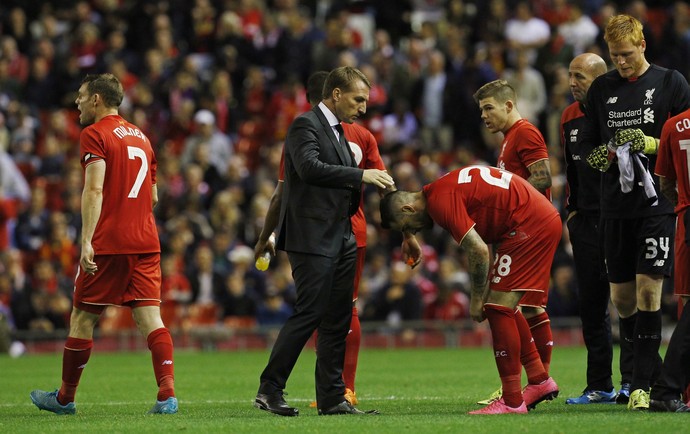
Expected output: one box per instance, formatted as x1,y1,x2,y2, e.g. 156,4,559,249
561,53,631,404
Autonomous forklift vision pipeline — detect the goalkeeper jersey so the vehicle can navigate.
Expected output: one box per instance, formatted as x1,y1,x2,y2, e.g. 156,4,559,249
584,64,690,218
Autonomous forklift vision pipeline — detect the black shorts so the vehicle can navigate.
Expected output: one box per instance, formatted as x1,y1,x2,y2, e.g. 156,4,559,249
603,215,675,283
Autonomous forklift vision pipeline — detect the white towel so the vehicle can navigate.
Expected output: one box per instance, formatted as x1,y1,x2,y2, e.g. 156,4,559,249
615,144,658,206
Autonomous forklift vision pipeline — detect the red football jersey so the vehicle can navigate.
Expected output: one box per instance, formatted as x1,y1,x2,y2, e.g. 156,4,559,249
79,114,160,254
343,122,386,247
423,165,558,245
656,109,690,214
496,118,551,200
278,122,385,248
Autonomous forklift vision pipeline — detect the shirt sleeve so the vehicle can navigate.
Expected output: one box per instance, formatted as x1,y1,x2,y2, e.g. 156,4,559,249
655,118,676,180
79,127,106,168
517,125,549,167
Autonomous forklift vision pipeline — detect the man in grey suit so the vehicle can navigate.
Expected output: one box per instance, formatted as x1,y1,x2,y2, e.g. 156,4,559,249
254,66,394,416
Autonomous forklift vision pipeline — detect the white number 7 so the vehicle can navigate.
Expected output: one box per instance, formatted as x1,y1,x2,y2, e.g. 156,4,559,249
127,146,148,198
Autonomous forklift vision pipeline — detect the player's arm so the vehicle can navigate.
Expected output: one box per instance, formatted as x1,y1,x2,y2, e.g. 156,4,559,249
254,182,282,260
526,159,552,193
461,227,490,322
151,184,159,209
81,159,105,275
659,176,678,207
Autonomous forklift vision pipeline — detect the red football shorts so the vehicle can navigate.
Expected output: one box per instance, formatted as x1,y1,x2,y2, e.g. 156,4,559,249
74,253,162,313
489,214,562,308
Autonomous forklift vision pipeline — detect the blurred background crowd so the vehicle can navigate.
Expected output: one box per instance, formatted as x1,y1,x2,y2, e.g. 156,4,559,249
0,0,686,339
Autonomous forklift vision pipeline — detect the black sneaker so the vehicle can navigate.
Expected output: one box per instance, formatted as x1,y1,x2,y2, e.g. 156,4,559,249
649,399,690,413
616,383,631,404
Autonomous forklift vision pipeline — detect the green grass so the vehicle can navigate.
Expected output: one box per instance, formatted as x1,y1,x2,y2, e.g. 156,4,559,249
1,346,688,433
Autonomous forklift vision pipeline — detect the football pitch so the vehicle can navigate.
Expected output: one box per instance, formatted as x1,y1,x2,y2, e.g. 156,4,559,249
1,346,687,433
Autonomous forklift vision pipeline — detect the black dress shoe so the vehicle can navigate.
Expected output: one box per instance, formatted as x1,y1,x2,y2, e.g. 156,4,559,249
649,398,690,412
254,392,299,416
318,400,379,416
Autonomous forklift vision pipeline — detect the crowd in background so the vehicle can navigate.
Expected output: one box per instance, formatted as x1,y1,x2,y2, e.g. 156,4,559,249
0,0,687,337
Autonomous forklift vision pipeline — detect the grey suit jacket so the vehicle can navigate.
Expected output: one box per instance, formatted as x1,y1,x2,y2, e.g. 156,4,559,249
276,106,363,257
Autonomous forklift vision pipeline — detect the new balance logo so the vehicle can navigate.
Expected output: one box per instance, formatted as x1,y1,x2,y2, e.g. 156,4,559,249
78,364,87,369
162,360,173,365
546,341,554,346
653,260,665,266
606,97,618,104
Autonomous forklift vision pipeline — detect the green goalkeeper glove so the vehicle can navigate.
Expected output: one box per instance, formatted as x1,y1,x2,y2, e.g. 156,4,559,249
614,128,658,154
586,142,615,172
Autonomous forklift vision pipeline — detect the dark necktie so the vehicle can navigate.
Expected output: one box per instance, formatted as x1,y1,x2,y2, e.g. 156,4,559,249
335,124,360,215
334,124,353,167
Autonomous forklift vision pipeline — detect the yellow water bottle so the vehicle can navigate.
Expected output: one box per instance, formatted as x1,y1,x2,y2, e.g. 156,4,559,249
255,233,275,271
255,252,270,271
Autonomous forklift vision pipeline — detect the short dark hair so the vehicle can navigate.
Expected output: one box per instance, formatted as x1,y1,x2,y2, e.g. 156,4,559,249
473,79,516,104
379,191,402,230
81,73,124,108
323,66,371,100
306,71,328,105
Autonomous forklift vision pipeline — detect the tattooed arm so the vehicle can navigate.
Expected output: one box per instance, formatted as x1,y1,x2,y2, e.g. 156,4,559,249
659,176,678,207
527,159,552,193
461,228,490,322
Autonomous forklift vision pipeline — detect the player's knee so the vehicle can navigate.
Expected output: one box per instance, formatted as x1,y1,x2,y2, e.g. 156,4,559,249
610,293,636,316
637,288,662,311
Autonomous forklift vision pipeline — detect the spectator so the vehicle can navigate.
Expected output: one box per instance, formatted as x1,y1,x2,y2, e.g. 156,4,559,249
13,183,49,263
181,109,233,175
227,244,267,301
501,50,548,127
27,259,71,332
160,253,192,329
362,260,423,326
219,272,258,323
256,289,292,327
187,243,225,307
546,263,579,317
558,1,600,56
0,35,30,84
0,146,31,204
411,49,455,152
504,1,551,66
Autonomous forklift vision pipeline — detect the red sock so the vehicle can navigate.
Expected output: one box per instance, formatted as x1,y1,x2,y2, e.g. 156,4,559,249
147,328,175,401
484,304,522,407
343,307,361,391
58,337,93,404
515,310,548,384
527,312,553,375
